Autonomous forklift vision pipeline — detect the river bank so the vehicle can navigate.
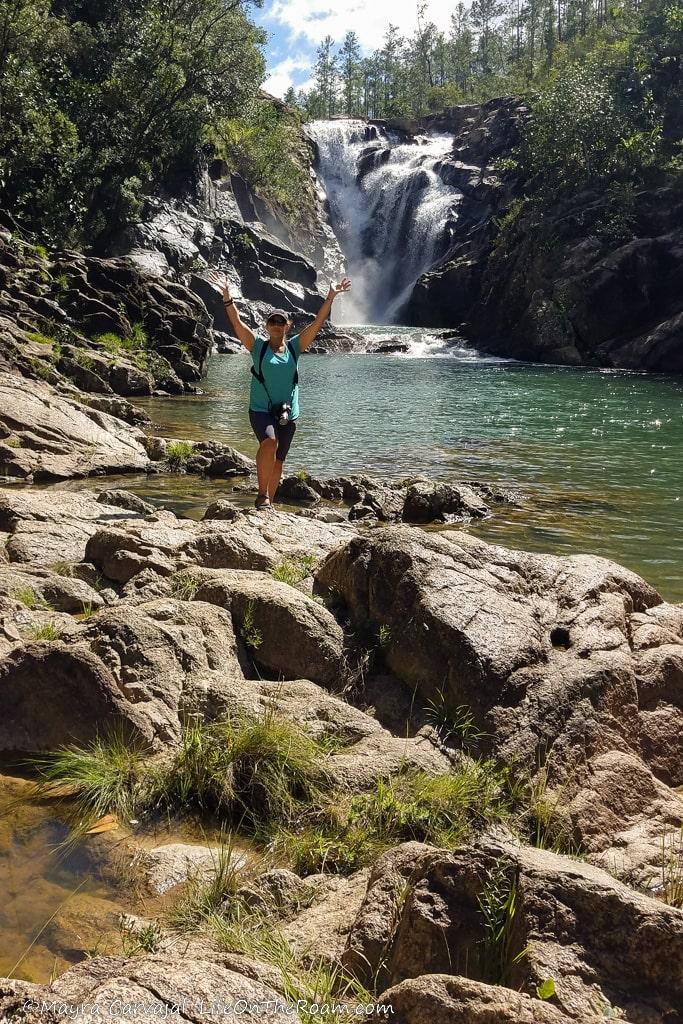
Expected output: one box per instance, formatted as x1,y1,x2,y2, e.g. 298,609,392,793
0,474,682,1021
1,229,682,1024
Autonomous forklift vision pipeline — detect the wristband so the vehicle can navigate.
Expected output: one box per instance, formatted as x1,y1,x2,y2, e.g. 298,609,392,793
224,299,234,306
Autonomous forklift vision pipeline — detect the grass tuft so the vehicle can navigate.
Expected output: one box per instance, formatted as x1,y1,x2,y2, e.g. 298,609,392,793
169,832,244,931
13,586,51,610
28,622,61,641
272,760,517,876
167,440,194,469
660,827,683,908
170,572,198,601
478,859,528,985
425,688,485,751
31,731,148,821
271,554,318,586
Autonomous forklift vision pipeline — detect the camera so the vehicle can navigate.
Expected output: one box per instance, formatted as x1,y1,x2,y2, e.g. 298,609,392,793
274,403,292,426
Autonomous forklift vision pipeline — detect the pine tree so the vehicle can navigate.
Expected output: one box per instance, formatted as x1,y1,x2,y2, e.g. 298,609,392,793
339,31,362,116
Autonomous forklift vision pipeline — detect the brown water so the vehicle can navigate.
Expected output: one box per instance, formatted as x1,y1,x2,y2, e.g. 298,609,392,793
0,774,229,983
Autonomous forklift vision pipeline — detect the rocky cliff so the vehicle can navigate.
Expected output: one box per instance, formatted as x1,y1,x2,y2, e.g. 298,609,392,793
398,99,682,373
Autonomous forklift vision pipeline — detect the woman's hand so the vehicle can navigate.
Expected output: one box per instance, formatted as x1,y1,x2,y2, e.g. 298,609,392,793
208,269,231,301
327,277,351,300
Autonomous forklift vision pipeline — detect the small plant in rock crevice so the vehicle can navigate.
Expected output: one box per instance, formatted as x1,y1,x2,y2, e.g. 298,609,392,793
477,859,528,986
170,572,199,601
13,586,51,610
660,827,683,908
28,622,61,641
119,918,162,956
169,832,245,931
240,600,263,649
424,688,486,752
271,554,317,587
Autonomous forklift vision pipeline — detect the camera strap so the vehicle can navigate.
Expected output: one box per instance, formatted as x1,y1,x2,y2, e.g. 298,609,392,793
251,338,299,411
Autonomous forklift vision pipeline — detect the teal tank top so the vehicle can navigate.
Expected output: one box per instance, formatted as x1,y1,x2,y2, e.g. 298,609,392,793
249,335,300,419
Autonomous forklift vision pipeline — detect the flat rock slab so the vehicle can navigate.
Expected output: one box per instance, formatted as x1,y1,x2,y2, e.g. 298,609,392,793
0,488,149,564
0,954,298,1023
0,372,150,479
86,508,357,583
141,843,246,895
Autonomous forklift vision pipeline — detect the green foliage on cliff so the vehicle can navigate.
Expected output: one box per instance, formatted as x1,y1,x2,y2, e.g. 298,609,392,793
213,100,313,226
0,0,266,245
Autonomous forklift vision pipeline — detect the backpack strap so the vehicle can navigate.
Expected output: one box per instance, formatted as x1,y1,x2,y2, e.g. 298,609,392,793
250,337,269,384
287,340,299,387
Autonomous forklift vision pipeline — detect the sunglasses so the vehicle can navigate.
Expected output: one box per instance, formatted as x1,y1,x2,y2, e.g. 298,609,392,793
267,317,287,326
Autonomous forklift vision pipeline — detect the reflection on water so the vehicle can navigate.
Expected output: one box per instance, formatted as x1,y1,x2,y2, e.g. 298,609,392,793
132,339,683,601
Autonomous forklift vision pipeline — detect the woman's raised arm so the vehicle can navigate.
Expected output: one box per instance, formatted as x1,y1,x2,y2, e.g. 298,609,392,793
298,278,351,352
208,271,256,352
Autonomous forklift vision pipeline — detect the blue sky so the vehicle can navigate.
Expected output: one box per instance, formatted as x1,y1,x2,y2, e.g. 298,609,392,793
254,0,458,97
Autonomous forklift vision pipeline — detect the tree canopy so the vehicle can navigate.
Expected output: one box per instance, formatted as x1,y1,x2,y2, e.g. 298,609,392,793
0,0,266,245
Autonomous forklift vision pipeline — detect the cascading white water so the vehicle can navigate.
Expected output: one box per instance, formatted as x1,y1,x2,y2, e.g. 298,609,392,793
307,119,461,324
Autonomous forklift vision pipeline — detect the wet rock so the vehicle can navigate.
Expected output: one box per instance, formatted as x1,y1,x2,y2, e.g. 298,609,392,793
0,372,150,480
276,475,321,504
402,481,490,523
202,500,240,521
97,489,156,515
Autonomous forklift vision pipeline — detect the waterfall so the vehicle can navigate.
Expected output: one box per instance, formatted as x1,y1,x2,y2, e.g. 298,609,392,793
307,120,461,324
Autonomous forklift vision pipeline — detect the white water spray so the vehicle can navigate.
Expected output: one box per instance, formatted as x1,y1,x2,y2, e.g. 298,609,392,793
307,120,461,324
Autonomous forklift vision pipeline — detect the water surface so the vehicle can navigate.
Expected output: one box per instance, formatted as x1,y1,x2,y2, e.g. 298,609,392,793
134,329,683,601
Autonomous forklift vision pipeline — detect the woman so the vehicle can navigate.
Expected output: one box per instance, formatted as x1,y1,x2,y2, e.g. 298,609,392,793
209,272,351,509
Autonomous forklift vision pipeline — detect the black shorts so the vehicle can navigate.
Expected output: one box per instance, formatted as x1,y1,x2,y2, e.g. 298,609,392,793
248,410,297,462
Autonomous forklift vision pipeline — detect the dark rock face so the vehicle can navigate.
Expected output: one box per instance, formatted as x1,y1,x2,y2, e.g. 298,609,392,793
109,162,344,340
401,100,682,372
0,239,212,394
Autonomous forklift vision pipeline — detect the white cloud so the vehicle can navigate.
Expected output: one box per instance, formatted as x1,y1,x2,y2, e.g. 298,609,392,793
264,0,458,52
263,55,314,97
